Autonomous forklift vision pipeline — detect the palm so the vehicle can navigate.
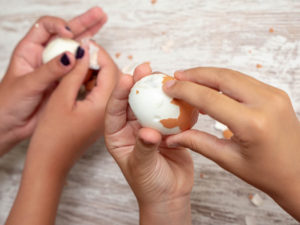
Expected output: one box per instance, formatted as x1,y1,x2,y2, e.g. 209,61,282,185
108,120,194,202
10,42,44,76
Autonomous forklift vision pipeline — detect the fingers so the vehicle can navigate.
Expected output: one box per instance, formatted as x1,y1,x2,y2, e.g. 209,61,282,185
105,75,134,135
174,68,268,104
133,63,152,83
163,79,250,133
22,16,73,45
131,128,162,166
165,129,242,172
68,7,108,39
19,52,76,93
56,45,89,105
89,42,119,102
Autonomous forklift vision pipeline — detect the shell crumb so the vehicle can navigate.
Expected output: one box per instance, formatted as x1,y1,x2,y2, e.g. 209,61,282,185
250,193,264,206
151,0,157,4
128,55,133,60
223,129,233,139
269,28,274,33
115,52,121,58
214,121,227,131
256,64,263,69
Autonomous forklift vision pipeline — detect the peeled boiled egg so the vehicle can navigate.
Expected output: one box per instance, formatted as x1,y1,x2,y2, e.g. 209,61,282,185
43,37,100,69
42,38,100,91
128,73,199,135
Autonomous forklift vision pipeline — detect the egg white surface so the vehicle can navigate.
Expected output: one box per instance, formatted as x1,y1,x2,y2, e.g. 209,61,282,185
129,74,181,135
42,38,100,70
42,38,79,64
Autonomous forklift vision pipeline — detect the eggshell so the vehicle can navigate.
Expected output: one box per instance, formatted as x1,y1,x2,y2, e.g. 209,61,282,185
42,38,101,92
223,129,233,139
128,73,198,135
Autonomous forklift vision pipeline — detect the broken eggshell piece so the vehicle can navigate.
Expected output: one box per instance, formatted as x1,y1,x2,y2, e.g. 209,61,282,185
128,73,198,135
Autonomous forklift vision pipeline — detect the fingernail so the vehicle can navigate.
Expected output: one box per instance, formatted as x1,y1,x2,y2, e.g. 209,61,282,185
167,142,179,148
76,46,85,59
140,138,155,146
65,26,72,32
164,80,176,89
174,70,185,78
60,53,70,66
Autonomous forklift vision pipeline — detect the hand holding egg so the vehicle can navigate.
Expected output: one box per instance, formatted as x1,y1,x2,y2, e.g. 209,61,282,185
129,73,198,135
105,63,194,224
43,37,101,91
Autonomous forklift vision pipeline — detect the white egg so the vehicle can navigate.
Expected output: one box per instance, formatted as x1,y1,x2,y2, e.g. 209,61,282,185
42,38,79,64
129,73,198,135
42,37,100,70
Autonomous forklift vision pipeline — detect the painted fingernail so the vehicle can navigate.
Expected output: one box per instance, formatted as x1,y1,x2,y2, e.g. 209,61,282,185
60,53,70,66
65,26,72,32
76,47,85,59
164,80,176,89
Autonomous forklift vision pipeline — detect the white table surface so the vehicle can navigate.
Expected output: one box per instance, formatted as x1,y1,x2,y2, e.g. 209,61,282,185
0,0,299,224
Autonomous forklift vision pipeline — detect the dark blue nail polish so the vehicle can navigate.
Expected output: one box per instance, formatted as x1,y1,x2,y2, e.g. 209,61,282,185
76,47,85,59
60,53,70,66
65,26,71,31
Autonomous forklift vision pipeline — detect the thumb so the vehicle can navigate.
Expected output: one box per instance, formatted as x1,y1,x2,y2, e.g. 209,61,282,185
131,128,162,167
165,129,242,173
56,45,89,104
21,51,76,93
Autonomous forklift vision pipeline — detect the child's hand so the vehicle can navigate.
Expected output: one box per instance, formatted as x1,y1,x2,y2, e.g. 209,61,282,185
6,42,118,225
163,67,300,221
27,42,118,174
105,64,193,225
0,7,107,156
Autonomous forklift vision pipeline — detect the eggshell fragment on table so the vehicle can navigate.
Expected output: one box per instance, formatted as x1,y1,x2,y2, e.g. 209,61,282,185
128,73,198,135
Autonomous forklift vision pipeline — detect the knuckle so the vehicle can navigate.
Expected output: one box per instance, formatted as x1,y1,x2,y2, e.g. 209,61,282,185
217,68,236,78
37,15,51,23
269,90,289,110
184,131,200,150
202,89,220,106
246,112,269,136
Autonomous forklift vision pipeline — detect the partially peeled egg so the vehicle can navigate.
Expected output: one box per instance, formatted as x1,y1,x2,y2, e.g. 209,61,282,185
129,73,198,135
42,37,100,91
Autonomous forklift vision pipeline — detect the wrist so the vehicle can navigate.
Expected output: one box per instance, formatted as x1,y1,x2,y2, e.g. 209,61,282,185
0,128,19,157
6,148,67,225
139,195,192,225
270,180,300,221
26,142,73,178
